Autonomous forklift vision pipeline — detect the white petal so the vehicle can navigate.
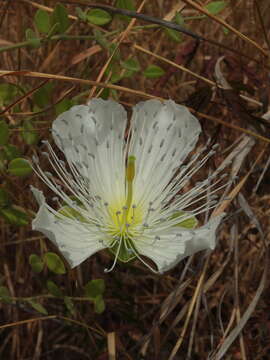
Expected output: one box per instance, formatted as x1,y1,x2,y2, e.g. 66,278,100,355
31,187,106,268
51,99,127,205
129,100,201,207
134,215,224,273
52,99,126,153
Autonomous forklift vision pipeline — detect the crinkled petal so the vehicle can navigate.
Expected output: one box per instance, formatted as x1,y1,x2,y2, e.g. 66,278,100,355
31,187,107,268
129,99,201,207
135,214,224,273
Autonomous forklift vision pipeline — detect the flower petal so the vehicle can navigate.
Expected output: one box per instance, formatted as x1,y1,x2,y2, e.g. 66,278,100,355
134,215,224,273
31,187,107,268
52,99,127,154
51,98,127,205
129,100,201,207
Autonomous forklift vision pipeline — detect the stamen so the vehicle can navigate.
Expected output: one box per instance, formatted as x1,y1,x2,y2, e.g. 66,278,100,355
104,236,123,273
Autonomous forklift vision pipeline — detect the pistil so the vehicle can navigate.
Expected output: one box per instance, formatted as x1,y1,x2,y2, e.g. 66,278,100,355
121,155,136,229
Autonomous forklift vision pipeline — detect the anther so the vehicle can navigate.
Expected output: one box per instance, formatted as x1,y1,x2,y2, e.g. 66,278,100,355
32,155,39,164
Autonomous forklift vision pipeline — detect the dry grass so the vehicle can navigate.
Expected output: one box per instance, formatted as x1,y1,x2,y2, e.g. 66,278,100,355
0,0,270,359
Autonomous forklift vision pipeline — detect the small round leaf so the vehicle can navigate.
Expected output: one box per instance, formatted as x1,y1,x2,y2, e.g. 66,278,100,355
87,9,112,25
22,119,39,145
8,158,32,177
47,280,63,297
44,252,66,274
29,254,44,273
143,65,165,79
94,295,105,314
34,9,51,33
84,279,105,299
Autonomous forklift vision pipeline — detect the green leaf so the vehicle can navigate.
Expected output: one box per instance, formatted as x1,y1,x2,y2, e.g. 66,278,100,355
55,98,75,116
0,83,18,106
34,9,51,34
47,280,63,297
84,279,105,299
76,7,87,21
2,145,21,161
33,82,53,108
64,296,76,315
171,211,198,229
22,119,39,145
205,1,227,15
87,9,112,25
25,28,41,48
52,3,70,33
29,254,44,273
0,120,9,145
110,72,123,84
93,29,110,50
44,252,66,274
0,206,29,226
143,65,165,79
164,12,184,42
27,300,48,315
0,286,12,303
94,295,105,314
121,58,140,72
175,12,185,26
8,158,32,177
116,0,135,21
0,188,11,208
164,27,182,42
47,22,60,38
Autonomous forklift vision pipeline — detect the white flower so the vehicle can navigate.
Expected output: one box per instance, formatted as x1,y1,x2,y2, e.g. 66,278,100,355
31,99,224,274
